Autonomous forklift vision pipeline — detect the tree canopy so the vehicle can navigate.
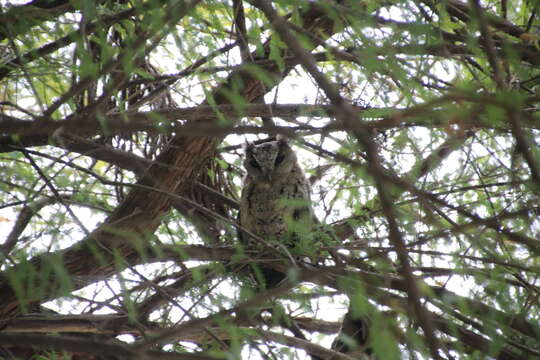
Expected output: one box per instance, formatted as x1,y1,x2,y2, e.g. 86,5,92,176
1,0,539,359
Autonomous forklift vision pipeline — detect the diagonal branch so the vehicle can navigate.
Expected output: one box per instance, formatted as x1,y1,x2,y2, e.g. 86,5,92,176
0,1,341,319
251,1,444,358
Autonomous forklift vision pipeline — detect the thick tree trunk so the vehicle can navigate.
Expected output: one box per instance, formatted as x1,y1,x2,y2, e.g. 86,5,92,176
0,2,337,319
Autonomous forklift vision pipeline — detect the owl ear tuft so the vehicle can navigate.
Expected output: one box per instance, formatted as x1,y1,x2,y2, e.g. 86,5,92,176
244,140,254,152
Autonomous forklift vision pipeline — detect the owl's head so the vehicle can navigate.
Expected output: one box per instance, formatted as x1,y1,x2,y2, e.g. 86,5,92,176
244,137,297,182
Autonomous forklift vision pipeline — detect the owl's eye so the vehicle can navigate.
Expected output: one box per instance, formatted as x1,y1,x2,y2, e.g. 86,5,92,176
249,159,260,169
275,154,285,165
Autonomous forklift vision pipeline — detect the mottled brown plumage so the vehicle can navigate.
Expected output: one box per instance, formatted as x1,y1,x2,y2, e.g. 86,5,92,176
239,137,313,287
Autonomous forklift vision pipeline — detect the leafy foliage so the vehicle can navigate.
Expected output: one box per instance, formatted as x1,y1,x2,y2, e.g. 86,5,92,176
0,0,539,359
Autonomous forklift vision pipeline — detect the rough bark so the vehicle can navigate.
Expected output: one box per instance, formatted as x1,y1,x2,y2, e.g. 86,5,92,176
0,2,337,319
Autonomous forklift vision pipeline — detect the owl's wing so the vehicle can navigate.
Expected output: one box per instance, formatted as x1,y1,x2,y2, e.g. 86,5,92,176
236,206,287,289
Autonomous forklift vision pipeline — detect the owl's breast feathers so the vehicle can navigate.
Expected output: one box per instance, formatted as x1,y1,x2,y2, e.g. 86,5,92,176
240,165,312,240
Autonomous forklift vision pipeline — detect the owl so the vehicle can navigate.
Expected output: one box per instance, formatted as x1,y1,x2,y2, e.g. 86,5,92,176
239,137,313,288
332,307,374,359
